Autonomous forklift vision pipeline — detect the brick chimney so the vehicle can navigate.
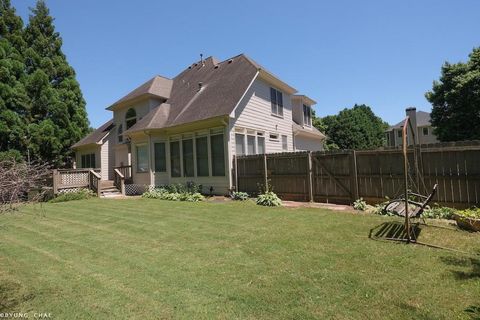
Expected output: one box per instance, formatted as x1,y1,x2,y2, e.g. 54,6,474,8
405,107,417,145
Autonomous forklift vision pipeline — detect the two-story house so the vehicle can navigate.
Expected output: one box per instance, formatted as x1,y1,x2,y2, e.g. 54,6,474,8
71,54,325,195
385,107,439,147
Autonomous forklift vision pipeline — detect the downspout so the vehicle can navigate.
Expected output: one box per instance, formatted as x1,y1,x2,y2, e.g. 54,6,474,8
146,131,154,189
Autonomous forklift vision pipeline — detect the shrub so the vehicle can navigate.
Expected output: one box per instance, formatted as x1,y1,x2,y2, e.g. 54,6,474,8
423,205,457,219
353,198,367,211
231,191,249,201
456,207,480,219
142,186,204,202
50,189,95,203
256,191,282,207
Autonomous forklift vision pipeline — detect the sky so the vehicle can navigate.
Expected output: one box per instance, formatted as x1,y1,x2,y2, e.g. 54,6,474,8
11,0,480,128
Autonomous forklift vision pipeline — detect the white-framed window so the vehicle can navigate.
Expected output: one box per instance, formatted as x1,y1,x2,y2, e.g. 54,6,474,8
270,87,284,117
117,124,123,143
303,104,312,127
269,133,279,141
422,127,429,136
210,132,225,176
182,139,194,177
196,136,209,177
136,144,148,173
170,140,181,177
247,135,256,155
257,132,265,154
125,108,137,130
154,142,166,172
235,133,245,156
80,153,96,168
282,135,288,151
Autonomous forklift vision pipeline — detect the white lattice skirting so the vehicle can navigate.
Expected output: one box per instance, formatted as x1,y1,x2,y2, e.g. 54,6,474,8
125,184,149,196
58,187,87,194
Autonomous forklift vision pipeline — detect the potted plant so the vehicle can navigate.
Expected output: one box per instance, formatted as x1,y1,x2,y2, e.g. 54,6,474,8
453,208,480,232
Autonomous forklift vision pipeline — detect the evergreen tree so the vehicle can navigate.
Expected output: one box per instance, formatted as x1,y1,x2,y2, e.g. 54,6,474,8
23,0,89,166
0,0,28,154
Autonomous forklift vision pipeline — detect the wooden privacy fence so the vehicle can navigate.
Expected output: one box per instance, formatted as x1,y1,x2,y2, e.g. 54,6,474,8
234,141,480,208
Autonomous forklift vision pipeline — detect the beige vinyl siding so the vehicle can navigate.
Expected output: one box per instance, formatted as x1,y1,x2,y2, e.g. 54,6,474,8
100,138,110,180
291,99,304,126
229,78,294,158
294,135,323,151
75,145,101,169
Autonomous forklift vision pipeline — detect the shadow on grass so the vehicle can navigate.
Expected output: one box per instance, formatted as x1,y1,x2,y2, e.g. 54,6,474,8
465,305,480,320
0,279,35,313
369,221,422,242
440,254,480,280
440,252,480,319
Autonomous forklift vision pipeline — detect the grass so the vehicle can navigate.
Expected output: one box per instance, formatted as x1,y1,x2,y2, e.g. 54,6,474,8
1,198,479,319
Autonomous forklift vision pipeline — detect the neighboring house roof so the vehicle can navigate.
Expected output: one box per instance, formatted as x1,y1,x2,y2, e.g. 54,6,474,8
108,75,173,110
71,119,114,149
388,111,432,130
292,121,326,139
124,54,297,134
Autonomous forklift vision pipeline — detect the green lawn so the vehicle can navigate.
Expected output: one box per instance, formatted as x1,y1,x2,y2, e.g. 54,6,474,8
1,199,479,319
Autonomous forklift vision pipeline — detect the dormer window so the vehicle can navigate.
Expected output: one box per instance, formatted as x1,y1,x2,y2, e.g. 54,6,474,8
125,108,137,129
303,104,312,127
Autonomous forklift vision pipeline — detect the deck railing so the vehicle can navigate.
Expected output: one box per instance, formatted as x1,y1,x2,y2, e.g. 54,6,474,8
113,168,125,195
88,170,102,197
52,168,101,195
114,165,132,182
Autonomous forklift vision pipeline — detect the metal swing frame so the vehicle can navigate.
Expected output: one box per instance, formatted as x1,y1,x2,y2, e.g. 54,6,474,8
369,116,463,252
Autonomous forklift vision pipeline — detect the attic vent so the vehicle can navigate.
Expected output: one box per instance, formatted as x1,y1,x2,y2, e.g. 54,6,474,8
228,59,233,63
198,82,203,91
188,66,192,69
214,65,219,69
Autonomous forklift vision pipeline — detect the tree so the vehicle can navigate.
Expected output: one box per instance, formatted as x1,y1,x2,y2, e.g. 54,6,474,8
0,0,28,155
23,0,89,166
314,104,388,150
312,111,338,150
426,47,480,142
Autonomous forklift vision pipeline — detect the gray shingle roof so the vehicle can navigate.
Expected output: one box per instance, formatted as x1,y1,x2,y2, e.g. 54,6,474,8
292,121,325,138
108,75,173,109
388,111,432,130
71,119,114,149
124,54,259,134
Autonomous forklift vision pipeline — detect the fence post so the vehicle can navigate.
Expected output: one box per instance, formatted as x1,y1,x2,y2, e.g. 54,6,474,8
52,169,58,194
350,150,359,202
307,152,314,202
263,154,268,192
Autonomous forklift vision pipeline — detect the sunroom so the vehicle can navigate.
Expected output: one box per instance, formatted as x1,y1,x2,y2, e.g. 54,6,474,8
129,126,230,195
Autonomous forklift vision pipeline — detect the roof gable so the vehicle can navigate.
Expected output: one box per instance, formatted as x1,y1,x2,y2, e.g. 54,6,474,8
108,76,173,110
72,119,114,149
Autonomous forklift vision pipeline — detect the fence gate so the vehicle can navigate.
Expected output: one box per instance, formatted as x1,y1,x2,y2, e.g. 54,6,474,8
311,151,356,204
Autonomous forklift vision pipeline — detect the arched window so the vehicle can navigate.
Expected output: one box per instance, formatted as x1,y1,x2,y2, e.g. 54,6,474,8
117,124,123,143
125,108,137,129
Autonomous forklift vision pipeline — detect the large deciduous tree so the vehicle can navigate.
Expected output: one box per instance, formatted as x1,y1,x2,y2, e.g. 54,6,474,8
426,47,480,142
23,0,89,166
314,104,388,150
